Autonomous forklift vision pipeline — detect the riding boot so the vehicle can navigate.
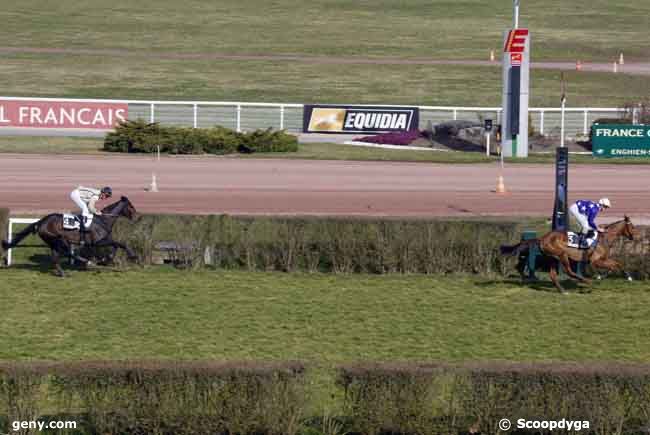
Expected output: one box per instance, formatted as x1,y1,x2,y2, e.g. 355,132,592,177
78,216,87,246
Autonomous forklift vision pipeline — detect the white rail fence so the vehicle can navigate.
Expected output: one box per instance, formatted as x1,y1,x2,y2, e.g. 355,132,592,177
5,218,38,266
0,97,625,138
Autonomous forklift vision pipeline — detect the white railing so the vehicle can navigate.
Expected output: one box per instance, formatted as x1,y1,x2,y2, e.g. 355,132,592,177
0,96,625,137
5,217,38,266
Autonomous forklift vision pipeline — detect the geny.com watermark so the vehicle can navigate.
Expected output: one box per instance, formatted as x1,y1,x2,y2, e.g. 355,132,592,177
499,418,590,432
10,420,77,432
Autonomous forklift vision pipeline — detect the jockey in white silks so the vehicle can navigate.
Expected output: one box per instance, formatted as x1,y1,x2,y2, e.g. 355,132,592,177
69,186,112,231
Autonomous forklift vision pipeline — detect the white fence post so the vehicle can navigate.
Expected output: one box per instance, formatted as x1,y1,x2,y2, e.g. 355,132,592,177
7,219,12,266
237,105,242,132
280,105,285,130
453,109,458,120
539,110,545,136
150,103,155,123
6,218,39,266
193,104,198,128
583,110,589,136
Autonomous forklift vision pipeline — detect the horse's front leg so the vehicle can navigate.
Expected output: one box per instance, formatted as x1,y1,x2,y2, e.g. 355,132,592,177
110,240,137,261
592,258,633,281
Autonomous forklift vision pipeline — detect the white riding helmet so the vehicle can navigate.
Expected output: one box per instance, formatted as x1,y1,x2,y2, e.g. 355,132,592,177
598,198,611,208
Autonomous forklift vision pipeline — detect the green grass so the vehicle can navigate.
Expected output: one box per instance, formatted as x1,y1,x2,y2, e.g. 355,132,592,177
2,252,649,362
0,136,103,153
4,137,650,165
1,53,649,107
2,0,649,61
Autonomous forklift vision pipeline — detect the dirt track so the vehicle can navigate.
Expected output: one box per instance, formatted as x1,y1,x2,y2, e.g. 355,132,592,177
1,46,649,76
1,154,649,223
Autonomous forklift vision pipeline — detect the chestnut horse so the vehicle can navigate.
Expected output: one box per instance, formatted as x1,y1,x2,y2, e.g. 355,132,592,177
501,216,636,292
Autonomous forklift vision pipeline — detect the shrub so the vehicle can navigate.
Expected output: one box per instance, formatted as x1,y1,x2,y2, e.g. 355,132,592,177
103,120,297,155
356,130,423,146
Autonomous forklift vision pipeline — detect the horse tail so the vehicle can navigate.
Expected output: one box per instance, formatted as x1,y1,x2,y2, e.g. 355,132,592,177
1,215,51,250
500,238,537,256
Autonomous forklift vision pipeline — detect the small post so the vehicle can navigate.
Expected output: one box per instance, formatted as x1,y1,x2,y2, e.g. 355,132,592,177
560,73,566,148
486,132,491,156
513,0,520,29
619,52,624,65
490,49,495,62
613,62,618,73
280,105,285,130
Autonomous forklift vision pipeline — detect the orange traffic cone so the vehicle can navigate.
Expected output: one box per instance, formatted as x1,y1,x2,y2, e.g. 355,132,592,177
496,175,507,194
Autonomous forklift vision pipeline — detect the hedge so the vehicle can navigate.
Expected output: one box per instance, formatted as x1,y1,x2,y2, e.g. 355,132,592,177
0,361,306,435
4,361,650,435
338,362,650,435
111,215,534,275
103,119,298,154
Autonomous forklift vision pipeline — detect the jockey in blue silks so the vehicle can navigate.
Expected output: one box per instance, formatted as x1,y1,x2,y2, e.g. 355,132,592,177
568,198,611,239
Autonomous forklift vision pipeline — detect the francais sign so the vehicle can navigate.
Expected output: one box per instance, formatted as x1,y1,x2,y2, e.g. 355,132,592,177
0,99,128,130
592,124,650,158
303,105,419,134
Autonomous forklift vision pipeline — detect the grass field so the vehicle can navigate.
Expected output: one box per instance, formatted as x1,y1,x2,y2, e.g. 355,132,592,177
2,54,649,107
2,235,648,363
2,0,649,61
2,264,648,362
1,1,649,106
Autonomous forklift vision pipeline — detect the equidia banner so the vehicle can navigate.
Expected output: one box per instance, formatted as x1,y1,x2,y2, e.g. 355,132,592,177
303,105,419,134
0,99,128,129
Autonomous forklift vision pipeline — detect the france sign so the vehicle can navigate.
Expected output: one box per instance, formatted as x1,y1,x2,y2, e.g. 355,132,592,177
592,124,650,158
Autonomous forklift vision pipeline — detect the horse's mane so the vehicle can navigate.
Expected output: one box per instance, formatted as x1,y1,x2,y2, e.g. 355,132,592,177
604,217,630,229
101,196,130,213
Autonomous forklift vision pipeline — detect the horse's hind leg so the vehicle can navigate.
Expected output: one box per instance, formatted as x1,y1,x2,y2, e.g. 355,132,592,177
51,240,67,277
549,263,566,294
559,253,591,285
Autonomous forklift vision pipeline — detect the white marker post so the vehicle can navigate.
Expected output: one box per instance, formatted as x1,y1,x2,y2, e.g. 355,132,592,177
513,0,520,28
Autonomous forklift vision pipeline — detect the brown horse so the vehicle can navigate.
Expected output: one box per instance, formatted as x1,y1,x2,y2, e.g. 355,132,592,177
2,196,138,276
501,216,636,292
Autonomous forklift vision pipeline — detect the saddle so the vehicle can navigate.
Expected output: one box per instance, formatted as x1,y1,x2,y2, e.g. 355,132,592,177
567,231,598,250
62,214,94,231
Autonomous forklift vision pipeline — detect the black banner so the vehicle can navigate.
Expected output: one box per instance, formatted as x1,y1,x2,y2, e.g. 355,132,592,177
508,66,521,137
303,105,419,134
552,147,569,232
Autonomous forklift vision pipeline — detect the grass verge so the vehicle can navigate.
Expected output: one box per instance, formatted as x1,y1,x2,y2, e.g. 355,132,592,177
3,137,650,165
1,264,648,362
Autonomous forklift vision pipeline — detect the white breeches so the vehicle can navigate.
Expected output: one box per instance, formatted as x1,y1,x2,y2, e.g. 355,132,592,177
569,203,590,233
70,190,92,221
